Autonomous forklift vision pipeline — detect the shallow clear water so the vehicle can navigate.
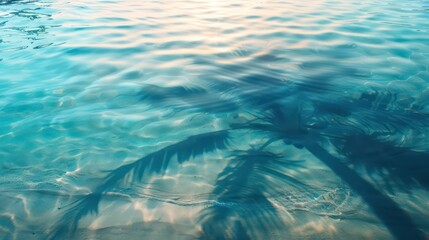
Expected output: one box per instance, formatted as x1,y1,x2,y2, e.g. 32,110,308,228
1,0,429,239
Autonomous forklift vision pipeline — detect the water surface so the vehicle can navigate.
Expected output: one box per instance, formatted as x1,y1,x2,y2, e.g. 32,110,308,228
1,0,429,239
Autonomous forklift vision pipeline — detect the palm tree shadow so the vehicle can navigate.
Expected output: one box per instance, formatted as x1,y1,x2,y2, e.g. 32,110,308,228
50,71,429,240
239,102,428,240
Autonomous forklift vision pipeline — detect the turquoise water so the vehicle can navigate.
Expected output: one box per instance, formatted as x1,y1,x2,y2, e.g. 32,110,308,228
1,0,429,239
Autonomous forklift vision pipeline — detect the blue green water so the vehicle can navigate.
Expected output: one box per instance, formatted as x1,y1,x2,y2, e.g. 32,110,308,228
1,0,429,239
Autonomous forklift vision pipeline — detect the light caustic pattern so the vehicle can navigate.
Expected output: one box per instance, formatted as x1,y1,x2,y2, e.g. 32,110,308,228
0,0,429,239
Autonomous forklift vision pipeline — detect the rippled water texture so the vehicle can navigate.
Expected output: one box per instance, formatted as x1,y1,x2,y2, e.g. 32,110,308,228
1,0,429,239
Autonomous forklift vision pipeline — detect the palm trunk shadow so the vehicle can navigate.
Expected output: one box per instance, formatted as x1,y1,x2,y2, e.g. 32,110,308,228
305,142,426,240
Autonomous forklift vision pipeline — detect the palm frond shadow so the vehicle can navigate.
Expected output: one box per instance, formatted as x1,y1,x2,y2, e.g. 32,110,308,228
199,148,311,239
139,84,239,113
336,133,429,191
311,88,429,193
349,90,429,132
49,130,229,239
